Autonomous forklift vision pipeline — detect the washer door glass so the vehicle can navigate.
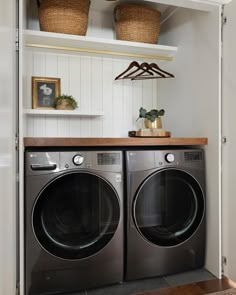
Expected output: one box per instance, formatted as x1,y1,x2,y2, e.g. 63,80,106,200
133,169,205,247
33,172,120,260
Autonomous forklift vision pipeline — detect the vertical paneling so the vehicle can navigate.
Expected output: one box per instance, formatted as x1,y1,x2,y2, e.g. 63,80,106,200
26,117,35,137
23,50,32,109
113,61,124,137
80,56,92,136
68,56,81,137
32,52,46,136
24,52,161,138
143,80,153,111
91,57,103,137
123,79,133,135
132,80,143,131
58,55,70,137
152,78,158,109
45,53,58,137
33,52,46,76
102,58,114,137
23,50,33,136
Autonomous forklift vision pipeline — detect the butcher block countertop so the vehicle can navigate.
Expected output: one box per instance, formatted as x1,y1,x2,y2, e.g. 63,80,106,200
24,137,208,147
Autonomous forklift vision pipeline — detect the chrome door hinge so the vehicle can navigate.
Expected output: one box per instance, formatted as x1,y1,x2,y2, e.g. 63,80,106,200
15,284,19,295
221,5,227,27
15,134,19,150
15,29,19,52
222,256,227,273
16,173,19,183
222,136,227,144
222,16,227,26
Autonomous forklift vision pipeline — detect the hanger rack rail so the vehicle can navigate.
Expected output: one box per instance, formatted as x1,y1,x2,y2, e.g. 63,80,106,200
25,43,174,61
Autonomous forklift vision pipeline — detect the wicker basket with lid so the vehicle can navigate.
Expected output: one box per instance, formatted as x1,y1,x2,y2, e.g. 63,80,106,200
37,0,90,36
114,3,161,44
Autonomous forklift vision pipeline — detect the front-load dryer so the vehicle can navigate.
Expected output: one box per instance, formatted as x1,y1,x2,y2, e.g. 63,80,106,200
125,149,205,281
25,150,123,294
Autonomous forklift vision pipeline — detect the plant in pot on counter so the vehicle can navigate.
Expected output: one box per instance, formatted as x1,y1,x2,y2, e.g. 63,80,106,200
137,107,165,129
54,94,78,110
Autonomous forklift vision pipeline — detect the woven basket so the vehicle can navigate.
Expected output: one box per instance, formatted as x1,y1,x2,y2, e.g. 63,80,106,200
37,0,90,36
114,4,161,44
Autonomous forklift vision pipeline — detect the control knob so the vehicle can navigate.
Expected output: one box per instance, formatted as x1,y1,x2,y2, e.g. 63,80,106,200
73,154,84,166
165,153,175,163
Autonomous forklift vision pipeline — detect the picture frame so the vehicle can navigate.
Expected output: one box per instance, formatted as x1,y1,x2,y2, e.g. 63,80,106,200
32,77,61,109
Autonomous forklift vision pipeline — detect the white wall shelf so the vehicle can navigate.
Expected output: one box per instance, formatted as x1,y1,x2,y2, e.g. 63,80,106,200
24,109,104,117
23,30,178,61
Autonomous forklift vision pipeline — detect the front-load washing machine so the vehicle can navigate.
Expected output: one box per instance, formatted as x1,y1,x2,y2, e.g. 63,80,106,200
25,150,123,294
125,149,205,281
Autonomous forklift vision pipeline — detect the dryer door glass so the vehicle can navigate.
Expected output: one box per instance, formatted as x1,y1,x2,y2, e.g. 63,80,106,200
133,169,205,247
32,172,120,259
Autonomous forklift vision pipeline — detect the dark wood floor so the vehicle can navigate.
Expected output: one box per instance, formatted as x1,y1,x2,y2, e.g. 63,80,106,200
135,276,236,295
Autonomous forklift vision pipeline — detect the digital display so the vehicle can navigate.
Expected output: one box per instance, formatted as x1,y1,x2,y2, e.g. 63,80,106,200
184,152,203,161
97,153,120,165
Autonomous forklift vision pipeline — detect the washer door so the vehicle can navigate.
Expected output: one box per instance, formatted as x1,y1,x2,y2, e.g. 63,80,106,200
133,169,205,247
32,172,120,260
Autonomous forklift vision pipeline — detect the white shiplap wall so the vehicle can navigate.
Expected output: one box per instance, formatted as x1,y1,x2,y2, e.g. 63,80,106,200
23,50,164,137
24,1,170,138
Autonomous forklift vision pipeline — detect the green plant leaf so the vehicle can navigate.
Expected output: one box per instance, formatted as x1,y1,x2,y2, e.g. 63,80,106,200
139,107,147,117
150,109,158,116
136,106,165,121
158,109,165,116
137,107,147,120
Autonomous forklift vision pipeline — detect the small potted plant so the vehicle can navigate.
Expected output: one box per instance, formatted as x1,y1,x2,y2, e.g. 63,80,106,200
54,94,78,110
137,107,165,129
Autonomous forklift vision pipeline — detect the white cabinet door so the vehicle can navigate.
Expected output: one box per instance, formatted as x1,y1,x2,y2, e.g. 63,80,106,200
222,0,236,282
0,0,17,294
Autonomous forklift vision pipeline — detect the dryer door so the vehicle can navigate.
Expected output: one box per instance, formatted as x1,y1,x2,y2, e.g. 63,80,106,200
32,171,120,260
133,168,205,247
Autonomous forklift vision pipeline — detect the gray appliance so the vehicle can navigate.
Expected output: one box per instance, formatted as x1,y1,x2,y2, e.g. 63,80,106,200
125,149,206,280
25,150,123,294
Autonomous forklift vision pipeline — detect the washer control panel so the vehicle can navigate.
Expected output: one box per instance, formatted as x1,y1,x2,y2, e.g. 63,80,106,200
73,154,84,166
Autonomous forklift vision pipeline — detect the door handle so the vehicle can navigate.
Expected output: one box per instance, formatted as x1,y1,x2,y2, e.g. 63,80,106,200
30,164,57,171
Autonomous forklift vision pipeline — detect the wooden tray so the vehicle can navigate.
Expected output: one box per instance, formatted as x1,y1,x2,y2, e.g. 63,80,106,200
128,129,171,138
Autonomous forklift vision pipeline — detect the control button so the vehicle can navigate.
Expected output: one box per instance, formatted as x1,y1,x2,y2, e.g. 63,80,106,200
165,153,175,163
73,155,84,166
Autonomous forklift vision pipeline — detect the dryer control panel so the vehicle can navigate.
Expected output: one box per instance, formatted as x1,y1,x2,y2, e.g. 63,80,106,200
126,149,205,172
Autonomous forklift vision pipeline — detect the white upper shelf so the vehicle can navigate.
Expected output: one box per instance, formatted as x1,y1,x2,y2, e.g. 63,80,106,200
24,109,104,117
23,30,178,61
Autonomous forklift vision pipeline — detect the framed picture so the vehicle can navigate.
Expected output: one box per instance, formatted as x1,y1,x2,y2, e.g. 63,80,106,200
32,77,61,109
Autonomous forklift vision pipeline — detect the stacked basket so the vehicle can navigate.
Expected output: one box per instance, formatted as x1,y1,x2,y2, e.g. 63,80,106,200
37,0,90,36
114,4,161,44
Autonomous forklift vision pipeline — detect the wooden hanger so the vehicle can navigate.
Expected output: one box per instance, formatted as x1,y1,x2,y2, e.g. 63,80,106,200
115,61,140,80
131,62,166,80
115,61,174,81
123,62,154,79
149,62,175,78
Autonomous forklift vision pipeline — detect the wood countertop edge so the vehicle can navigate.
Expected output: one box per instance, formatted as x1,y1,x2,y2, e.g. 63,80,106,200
24,137,208,147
